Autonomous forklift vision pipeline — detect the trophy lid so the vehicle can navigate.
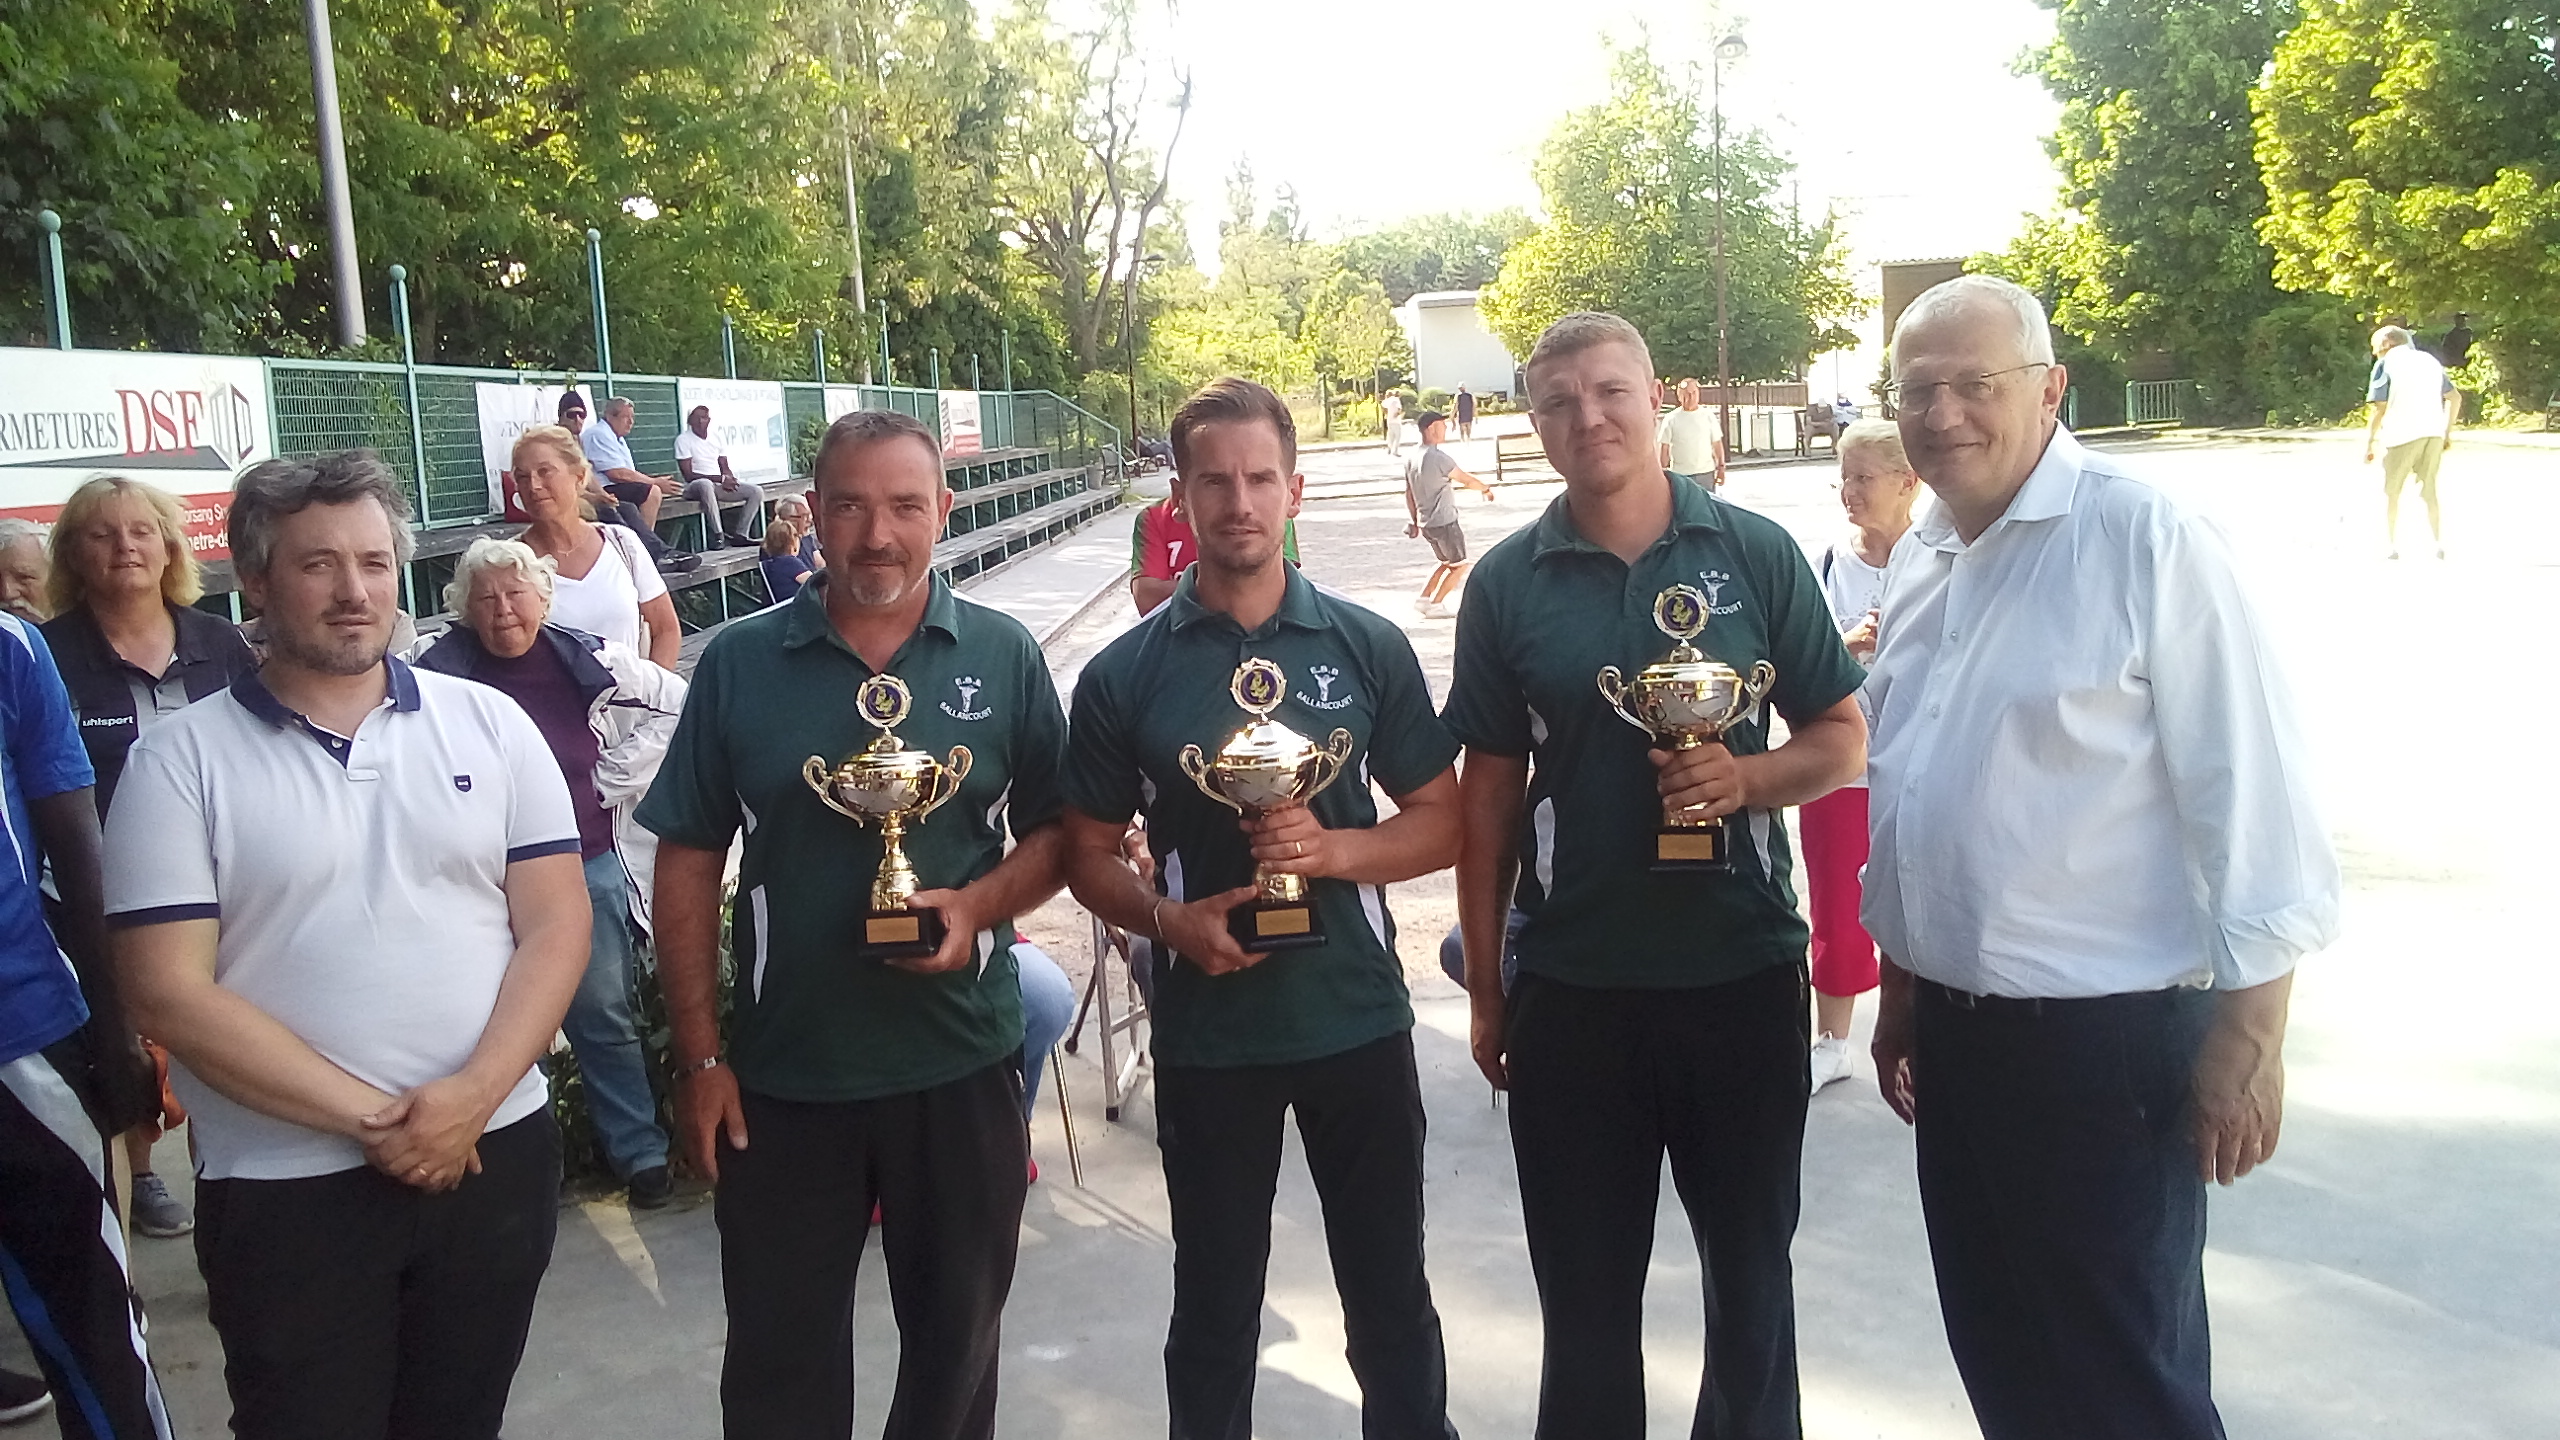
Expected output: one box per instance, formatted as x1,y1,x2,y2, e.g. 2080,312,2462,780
1653,585,1710,664
1231,657,1287,719
1221,718,1318,766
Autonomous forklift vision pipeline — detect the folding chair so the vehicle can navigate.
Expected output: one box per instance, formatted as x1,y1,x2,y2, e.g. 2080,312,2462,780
1064,909,1152,1121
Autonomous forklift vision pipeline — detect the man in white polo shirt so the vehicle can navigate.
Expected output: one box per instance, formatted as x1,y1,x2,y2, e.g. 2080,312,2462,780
103,451,593,1440
674,404,766,549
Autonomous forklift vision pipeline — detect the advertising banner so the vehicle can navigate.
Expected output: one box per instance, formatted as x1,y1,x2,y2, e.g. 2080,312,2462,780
474,382,594,513
822,386,862,423
938,391,983,456
0,348,270,560
674,378,789,485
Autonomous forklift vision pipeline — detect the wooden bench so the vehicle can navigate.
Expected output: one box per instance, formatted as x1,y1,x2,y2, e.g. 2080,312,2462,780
1493,431,1552,483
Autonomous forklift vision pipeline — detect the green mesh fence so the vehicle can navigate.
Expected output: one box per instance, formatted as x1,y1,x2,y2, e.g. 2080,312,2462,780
266,362,422,513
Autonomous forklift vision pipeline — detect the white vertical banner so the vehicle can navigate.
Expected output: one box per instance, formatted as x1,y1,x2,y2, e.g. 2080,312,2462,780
0,348,269,559
822,386,863,423
675,378,789,484
474,382,591,513
937,391,983,456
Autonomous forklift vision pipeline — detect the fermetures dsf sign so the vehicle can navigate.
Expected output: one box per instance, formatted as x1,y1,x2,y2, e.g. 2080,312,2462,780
0,348,270,560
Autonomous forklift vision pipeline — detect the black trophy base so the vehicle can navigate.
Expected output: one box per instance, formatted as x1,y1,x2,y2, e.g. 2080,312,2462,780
1651,819,1734,873
857,905,946,961
1230,899,1329,953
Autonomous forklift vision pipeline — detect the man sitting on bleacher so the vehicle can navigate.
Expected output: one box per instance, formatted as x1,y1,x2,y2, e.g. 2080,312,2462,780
674,405,766,550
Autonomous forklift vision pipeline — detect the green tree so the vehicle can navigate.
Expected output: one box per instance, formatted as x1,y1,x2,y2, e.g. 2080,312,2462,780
2254,0,2560,406
1479,44,1856,383
1335,210,1536,304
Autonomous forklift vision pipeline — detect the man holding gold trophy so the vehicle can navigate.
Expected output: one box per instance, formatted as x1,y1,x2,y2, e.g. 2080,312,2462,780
1060,378,1467,1440
1444,313,1868,1440
637,409,1069,1440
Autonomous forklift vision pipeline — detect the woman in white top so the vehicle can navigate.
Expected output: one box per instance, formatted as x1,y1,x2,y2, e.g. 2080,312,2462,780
511,426,680,669
1805,418,1922,1091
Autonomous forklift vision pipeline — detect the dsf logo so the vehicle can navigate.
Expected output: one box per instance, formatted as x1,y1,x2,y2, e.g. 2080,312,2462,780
116,382,257,468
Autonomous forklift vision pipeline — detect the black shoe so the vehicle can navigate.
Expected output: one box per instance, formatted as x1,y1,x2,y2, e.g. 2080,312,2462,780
628,1165,674,1210
723,533,760,549
0,1367,53,1424
658,550,703,575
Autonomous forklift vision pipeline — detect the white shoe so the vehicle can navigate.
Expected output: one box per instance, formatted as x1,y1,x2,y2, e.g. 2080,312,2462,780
1416,598,1452,619
1810,1034,1854,1091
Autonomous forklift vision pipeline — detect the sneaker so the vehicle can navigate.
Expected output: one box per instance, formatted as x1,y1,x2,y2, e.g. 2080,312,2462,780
1810,1034,1854,1092
1415,598,1451,619
131,1172,193,1238
628,1164,674,1210
0,1368,53,1424
658,551,703,575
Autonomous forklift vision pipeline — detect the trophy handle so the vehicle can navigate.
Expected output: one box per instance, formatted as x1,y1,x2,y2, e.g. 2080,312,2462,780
802,756,870,825
1304,728,1356,800
915,746,972,821
1594,667,1655,737
1178,743,1245,814
1738,660,1777,726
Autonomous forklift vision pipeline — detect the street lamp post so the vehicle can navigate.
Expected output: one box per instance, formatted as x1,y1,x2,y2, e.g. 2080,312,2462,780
585,228,613,395
36,210,69,350
1712,32,1747,464
1123,249,1164,448
303,0,367,347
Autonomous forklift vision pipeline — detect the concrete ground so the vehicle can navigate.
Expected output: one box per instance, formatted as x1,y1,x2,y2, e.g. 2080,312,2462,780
15,429,2556,1437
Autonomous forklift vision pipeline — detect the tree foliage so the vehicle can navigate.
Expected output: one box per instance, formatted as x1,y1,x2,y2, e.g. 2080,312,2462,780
1335,211,1536,305
2254,0,2560,404
1479,44,1858,383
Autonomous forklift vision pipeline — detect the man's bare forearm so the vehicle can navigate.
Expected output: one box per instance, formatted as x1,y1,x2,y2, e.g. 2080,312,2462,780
33,790,121,1027
1312,780,1460,885
1735,700,1867,810
455,853,591,1102
2213,970,2293,1052
1456,752,1527,1000
1063,812,1161,937
118,920,395,1135
955,822,1069,927
655,842,731,1066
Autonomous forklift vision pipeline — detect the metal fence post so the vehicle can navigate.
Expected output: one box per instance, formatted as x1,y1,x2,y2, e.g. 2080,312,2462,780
877,299,890,385
1000,332,1013,392
929,348,940,391
389,265,428,607
585,229,615,395
722,313,738,379
971,353,980,391
35,210,69,350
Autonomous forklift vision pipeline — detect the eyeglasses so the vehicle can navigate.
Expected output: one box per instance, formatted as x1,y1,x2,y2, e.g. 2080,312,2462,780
1890,363,2050,414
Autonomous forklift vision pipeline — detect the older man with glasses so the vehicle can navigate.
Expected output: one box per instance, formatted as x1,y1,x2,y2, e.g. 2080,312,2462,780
1863,275,2340,1440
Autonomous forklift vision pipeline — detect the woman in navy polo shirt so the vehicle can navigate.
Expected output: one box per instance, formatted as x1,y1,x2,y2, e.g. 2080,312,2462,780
41,474,254,1243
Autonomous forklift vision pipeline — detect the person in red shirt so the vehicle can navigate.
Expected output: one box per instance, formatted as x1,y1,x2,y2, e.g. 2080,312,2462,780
1127,495,1299,616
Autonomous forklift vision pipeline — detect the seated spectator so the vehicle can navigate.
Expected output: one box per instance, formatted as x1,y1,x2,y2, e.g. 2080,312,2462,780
414,536,687,1208
673,405,764,549
41,475,257,1241
773,494,821,568
0,519,48,623
554,392,691,574
581,398,699,574
758,516,812,599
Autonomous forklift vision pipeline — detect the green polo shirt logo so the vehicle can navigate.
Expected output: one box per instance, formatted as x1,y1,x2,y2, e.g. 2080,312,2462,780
1442,472,1867,991
1062,567,1461,1069
635,576,1068,1103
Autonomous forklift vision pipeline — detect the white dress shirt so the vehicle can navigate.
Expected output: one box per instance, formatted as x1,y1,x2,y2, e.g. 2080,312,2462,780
1861,426,2340,999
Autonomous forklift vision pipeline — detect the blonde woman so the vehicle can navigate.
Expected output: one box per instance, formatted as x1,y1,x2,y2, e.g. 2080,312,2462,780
1804,419,1922,1091
41,475,256,1239
510,426,680,670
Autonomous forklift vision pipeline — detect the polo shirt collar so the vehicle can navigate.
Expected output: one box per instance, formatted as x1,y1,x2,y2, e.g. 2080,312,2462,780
1162,563,1327,637
779,572,960,656
1911,423,2085,553
1530,470,1723,562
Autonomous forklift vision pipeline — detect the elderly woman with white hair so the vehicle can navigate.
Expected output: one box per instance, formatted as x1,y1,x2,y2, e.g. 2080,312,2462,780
414,537,686,1207
1804,418,1922,1092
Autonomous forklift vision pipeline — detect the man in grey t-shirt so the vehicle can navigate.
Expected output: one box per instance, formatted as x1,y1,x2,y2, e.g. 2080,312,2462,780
1402,410,1493,618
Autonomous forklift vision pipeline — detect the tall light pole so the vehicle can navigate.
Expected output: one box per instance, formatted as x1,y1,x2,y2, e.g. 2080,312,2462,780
830,14,870,381
1712,31,1747,462
304,0,366,347
1123,249,1164,446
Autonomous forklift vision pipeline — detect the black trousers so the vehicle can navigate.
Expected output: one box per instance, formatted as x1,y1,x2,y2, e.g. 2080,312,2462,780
1155,1030,1456,1440
0,1043,168,1440
1505,964,1808,1440
715,1062,1028,1440
1913,979,2224,1440
596,485,673,559
193,1109,560,1440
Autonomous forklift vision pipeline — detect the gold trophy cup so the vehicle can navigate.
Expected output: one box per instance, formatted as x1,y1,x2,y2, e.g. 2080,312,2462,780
802,674,973,959
1178,658,1355,952
1597,585,1777,871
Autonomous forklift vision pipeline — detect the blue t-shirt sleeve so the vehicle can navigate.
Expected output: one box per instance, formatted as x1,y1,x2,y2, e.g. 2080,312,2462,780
3,622,97,802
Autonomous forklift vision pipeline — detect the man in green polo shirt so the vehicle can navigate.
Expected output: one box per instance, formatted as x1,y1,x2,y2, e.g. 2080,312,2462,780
638,408,1068,1440
1444,312,1867,1440
1061,377,1465,1440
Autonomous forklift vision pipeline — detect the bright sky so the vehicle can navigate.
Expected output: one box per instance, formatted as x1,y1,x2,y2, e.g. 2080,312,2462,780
1143,0,2064,375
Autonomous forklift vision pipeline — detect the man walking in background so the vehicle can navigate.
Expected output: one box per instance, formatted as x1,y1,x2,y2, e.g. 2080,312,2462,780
1453,384,1476,440
1383,390,1405,457
1657,378,1727,490
1402,410,1493,619
1867,275,2339,1440
2364,324,2459,559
